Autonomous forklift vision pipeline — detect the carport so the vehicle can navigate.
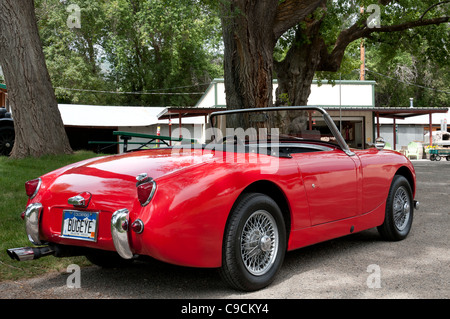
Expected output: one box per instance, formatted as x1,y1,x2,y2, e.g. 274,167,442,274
373,107,449,146
157,107,222,141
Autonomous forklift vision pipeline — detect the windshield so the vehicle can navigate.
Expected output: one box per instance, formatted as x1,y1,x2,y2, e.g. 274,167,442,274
208,106,344,148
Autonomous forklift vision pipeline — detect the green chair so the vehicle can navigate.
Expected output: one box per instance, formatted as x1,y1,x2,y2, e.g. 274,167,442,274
406,142,420,160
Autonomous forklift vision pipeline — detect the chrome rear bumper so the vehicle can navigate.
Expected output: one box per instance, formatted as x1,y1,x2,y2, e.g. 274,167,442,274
9,203,134,261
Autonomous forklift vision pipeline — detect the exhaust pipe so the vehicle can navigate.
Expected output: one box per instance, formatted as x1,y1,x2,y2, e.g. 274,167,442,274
7,246,55,261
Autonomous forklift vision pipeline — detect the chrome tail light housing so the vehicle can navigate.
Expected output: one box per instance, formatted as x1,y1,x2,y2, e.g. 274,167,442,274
25,178,41,199
136,173,156,207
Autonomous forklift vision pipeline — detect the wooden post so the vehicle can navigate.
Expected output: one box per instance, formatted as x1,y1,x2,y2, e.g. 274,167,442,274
179,113,182,139
429,113,433,146
393,118,396,150
376,112,380,138
0,90,6,108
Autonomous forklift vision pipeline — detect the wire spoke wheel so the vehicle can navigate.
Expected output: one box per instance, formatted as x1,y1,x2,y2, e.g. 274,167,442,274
240,210,279,276
220,193,286,291
393,186,411,231
378,175,414,241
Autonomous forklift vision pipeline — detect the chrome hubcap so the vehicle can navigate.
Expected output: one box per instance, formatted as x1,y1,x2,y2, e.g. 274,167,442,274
241,210,278,276
393,186,411,231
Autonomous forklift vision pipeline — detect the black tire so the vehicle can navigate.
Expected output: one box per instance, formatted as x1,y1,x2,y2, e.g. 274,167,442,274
85,249,134,268
0,126,14,156
377,175,414,241
220,193,286,291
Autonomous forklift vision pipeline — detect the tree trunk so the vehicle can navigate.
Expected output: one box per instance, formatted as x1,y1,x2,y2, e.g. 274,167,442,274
221,1,277,112
219,0,324,130
0,0,72,158
274,19,325,107
273,18,326,133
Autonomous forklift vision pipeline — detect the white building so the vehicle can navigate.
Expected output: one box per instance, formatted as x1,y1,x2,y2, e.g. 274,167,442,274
55,78,448,153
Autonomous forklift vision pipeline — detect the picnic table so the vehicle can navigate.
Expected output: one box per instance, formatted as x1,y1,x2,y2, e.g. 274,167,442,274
89,131,197,152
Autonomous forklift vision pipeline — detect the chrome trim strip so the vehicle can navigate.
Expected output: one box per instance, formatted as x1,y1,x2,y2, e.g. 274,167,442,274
24,203,43,245
30,178,42,200
111,209,133,259
141,180,157,207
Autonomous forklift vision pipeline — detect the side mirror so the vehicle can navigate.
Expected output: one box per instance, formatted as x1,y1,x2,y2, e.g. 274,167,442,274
374,137,386,150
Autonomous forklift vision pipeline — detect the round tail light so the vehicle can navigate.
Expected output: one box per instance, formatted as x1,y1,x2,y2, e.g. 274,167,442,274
131,219,144,234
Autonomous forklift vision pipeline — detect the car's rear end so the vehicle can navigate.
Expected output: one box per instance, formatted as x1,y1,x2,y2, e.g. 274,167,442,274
7,150,186,262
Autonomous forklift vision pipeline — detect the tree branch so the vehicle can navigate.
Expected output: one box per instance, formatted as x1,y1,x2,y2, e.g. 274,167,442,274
273,0,325,39
319,15,449,72
419,1,450,20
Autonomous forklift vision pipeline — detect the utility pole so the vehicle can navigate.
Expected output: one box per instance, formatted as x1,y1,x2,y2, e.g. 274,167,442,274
360,6,366,81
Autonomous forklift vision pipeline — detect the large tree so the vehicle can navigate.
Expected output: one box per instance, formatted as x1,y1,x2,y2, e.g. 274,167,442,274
0,0,72,158
220,0,449,110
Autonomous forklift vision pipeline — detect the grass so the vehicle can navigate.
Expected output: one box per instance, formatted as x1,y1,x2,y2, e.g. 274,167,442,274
0,151,105,282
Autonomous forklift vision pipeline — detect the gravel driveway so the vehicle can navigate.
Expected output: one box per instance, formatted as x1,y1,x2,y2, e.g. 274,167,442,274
1,160,449,300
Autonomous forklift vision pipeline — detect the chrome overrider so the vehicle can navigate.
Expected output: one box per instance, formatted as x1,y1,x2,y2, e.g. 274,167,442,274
7,202,55,261
24,203,44,246
111,208,134,259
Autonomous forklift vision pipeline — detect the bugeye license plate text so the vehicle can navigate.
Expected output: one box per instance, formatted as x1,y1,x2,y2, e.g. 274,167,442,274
61,210,98,242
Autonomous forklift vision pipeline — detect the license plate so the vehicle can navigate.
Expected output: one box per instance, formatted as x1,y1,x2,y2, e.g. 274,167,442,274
61,210,98,242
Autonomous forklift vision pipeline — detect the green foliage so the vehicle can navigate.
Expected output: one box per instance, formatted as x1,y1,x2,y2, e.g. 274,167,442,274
364,1,450,107
274,0,449,105
35,0,223,106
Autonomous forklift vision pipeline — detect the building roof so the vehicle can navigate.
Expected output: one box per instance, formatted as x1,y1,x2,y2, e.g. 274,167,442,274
58,104,205,127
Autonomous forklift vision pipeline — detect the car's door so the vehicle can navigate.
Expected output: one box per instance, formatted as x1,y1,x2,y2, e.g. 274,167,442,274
292,149,359,225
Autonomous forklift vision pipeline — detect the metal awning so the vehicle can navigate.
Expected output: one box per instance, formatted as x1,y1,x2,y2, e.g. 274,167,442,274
372,107,448,119
157,107,224,120
157,107,224,141
371,107,449,147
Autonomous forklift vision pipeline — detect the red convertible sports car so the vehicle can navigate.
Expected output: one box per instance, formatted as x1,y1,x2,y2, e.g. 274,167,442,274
7,106,418,291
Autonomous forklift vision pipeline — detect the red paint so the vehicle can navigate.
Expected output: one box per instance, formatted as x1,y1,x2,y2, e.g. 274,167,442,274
27,144,416,268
